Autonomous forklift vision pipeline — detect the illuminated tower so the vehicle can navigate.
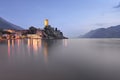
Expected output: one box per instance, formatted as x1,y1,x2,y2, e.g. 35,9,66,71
44,19,49,27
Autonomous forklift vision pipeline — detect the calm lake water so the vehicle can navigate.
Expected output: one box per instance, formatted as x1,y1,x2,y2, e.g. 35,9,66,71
1,39,120,80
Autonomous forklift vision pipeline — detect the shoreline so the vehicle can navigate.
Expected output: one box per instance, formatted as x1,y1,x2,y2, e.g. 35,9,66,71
0,38,68,41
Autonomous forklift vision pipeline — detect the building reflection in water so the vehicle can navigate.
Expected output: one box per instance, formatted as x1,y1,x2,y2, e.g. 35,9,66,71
12,39,14,48
43,41,48,64
11,40,15,56
8,39,18,58
7,39,43,59
63,39,68,47
17,39,20,48
27,39,31,56
28,39,31,47
7,40,11,58
7,39,63,63
43,39,64,64
27,39,42,56
16,39,21,55
33,39,38,51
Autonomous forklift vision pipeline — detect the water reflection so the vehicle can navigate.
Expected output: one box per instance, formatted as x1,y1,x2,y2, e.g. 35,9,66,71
17,39,20,47
12,39,14,48
3,39,120,80
63,39,68,47
42,39,67,63
6,39,67,59
7,40,10,58
27,39,42,54
43,40,48,63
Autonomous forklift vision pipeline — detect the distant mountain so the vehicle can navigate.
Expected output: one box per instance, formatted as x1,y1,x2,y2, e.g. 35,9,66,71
82,25,120,38
0,17,23,30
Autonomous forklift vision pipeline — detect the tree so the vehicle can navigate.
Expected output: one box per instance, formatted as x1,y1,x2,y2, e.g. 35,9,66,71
29,26,37,34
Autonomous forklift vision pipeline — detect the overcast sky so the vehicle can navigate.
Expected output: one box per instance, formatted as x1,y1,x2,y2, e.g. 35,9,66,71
0,0,120,37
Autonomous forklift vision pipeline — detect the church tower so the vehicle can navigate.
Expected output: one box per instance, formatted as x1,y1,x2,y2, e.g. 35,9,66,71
44,19,49,27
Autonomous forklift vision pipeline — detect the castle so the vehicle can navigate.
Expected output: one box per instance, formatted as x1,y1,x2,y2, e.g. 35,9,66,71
0,19,67,39
43,19,67,39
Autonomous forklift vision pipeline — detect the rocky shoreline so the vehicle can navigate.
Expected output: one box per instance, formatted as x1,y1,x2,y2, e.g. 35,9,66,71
0,25,68,40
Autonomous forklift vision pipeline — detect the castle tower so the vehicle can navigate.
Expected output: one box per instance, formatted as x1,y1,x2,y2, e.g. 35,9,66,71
44,19,49,27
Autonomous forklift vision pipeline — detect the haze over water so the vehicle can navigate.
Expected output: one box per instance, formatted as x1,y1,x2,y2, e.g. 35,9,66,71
1,39,120,80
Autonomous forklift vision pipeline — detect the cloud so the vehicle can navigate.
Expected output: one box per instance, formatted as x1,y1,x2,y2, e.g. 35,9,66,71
114,2,120,8
95,23,106,27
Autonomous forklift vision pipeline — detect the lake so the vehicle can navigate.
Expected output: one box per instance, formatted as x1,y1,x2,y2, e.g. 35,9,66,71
0,39,120,80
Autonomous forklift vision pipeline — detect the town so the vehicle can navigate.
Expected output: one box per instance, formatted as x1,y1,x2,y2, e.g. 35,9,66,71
0,19,67,40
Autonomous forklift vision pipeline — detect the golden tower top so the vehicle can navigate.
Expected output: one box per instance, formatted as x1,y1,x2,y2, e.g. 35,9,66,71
44,19,49,27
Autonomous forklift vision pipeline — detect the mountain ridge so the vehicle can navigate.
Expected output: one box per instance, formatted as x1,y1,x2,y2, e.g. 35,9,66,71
0,17,23,30
82,25,120,38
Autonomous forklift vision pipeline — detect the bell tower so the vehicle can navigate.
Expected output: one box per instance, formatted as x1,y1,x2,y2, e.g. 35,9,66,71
44,19,49,27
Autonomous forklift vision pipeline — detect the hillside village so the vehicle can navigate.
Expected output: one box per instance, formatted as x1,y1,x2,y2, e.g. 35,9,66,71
0,19,67,40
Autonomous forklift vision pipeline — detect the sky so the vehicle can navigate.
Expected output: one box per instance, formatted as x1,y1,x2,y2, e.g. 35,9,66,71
0,0,120,37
